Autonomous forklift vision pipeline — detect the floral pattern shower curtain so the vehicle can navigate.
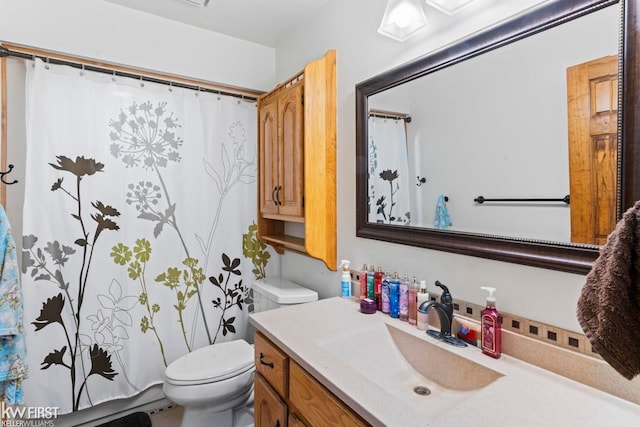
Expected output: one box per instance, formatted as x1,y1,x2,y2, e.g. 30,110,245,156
21,59,258,413
368,116,411,224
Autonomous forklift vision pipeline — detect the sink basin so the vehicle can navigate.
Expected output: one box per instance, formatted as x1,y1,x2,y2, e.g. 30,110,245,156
386,324,503,391
319,321,504,419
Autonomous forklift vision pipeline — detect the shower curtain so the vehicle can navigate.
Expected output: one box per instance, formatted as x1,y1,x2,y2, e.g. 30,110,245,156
20,59,260,413
368,116,411,224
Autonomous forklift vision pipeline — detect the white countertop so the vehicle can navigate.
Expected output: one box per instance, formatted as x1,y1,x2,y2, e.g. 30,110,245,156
249,297,640,427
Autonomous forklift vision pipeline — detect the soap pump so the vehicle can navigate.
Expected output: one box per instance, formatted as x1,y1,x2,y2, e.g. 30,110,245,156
339,260,351,298
480,286,501,358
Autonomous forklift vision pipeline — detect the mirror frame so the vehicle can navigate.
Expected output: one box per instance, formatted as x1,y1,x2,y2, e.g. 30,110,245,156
356,0,640,275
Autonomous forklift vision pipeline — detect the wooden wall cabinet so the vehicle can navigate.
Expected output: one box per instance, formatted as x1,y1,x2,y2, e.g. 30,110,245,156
257,50,337,270
254,332,368,427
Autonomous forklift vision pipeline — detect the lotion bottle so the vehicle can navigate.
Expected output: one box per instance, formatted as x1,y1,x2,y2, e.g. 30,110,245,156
339,260,351,298
381,270,390,314
367,265,375,300
408,276,419,326
359,264,368,300
389,272,400,318
416,280,430,330
480,286,501,359
399,273,409,321
374,267,383,311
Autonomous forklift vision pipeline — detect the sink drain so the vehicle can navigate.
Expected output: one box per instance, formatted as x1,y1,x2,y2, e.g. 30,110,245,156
413,386,431,396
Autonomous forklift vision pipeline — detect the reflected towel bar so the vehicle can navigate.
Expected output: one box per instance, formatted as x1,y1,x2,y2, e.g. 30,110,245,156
474,195,570,205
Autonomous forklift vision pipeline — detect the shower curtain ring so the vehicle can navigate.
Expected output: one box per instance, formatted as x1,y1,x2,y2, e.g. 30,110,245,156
216,91,221,101
112,70,117,82
195,86,201,97
80,64,85,77
168,82,173,92
44,57,50,70
139,75,145,87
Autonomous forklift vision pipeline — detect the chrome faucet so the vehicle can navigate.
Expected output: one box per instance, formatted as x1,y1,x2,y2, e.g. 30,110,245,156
418,280,453,336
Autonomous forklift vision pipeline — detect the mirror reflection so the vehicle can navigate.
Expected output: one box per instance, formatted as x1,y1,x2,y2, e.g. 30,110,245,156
367,4,619,245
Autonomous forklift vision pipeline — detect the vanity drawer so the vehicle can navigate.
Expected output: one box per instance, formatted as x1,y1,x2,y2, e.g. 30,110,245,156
255,373,287,427
255,332,289,397
289,360,368,427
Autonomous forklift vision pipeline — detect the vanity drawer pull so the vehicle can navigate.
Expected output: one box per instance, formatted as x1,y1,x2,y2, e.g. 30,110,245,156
254,332,289,396
259,352,275,368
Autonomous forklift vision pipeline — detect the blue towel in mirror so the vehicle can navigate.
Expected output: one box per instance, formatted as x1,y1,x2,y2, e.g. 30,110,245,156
434,194,452,229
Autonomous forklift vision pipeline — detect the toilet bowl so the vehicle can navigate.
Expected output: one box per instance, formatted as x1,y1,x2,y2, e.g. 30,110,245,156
163,340,255,427
162,277,318,427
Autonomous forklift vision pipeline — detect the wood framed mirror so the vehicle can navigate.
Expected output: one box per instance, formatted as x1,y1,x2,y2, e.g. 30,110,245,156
356,0,640,274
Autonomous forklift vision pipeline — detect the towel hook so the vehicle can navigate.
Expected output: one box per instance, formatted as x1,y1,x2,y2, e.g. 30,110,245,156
0,165,18,185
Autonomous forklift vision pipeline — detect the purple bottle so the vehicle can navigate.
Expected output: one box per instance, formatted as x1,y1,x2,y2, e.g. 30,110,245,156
381,270,390,314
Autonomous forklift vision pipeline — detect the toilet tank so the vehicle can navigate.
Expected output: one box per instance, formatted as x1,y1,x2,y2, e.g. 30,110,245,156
252,277,318,313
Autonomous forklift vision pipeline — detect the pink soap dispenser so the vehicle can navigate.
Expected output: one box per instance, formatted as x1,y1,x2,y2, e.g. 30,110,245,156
480,287,501,359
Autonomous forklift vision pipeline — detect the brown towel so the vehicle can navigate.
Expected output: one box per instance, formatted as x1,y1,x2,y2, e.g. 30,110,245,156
577,200,640,380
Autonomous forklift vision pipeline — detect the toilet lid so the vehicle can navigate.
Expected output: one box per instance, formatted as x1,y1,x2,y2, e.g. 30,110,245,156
165,340,254,385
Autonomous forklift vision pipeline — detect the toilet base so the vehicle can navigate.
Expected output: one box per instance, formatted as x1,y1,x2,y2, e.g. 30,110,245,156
179,401,254,427
178,389,254,427
181,406,232,427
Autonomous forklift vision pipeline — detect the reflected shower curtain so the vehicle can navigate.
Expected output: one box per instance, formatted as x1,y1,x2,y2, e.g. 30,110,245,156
368,116,411,224
21,59,259,413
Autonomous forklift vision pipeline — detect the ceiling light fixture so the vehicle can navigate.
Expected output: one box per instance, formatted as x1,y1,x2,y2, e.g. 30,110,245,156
426,0,475,15
378,0,428,42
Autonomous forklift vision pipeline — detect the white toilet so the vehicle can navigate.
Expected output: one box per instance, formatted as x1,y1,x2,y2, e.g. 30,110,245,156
163,277,318,427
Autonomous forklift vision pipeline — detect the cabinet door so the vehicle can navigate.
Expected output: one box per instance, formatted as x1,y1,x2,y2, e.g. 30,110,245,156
289,361,367,427
259,97,280,215
278,83,305,217
255,373,288,427
289,412,308,427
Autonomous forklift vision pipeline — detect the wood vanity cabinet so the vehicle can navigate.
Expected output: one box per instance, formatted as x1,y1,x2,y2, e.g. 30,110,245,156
256,50,336,270
254,332,369,427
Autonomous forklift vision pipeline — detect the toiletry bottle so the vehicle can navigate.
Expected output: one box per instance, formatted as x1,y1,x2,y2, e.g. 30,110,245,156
408,276,419,326
381,270,390,314
416,280,430,330
374,267,383,311
339,260,351,298
480,286,502,359
359,264,368,300
389,272,400,318
399,274,409,321
367,265,375,300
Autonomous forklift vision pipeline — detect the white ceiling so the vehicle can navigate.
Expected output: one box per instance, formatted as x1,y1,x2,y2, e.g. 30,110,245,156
104,0,331,48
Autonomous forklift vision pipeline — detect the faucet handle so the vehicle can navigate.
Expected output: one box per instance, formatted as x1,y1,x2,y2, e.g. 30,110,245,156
435,281,452,305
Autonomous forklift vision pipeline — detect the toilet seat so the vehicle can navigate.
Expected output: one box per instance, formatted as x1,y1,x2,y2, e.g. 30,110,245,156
165,340,254,386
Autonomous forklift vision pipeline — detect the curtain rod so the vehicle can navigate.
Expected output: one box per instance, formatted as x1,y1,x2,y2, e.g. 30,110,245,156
0,44,261,102
368,109,412,123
